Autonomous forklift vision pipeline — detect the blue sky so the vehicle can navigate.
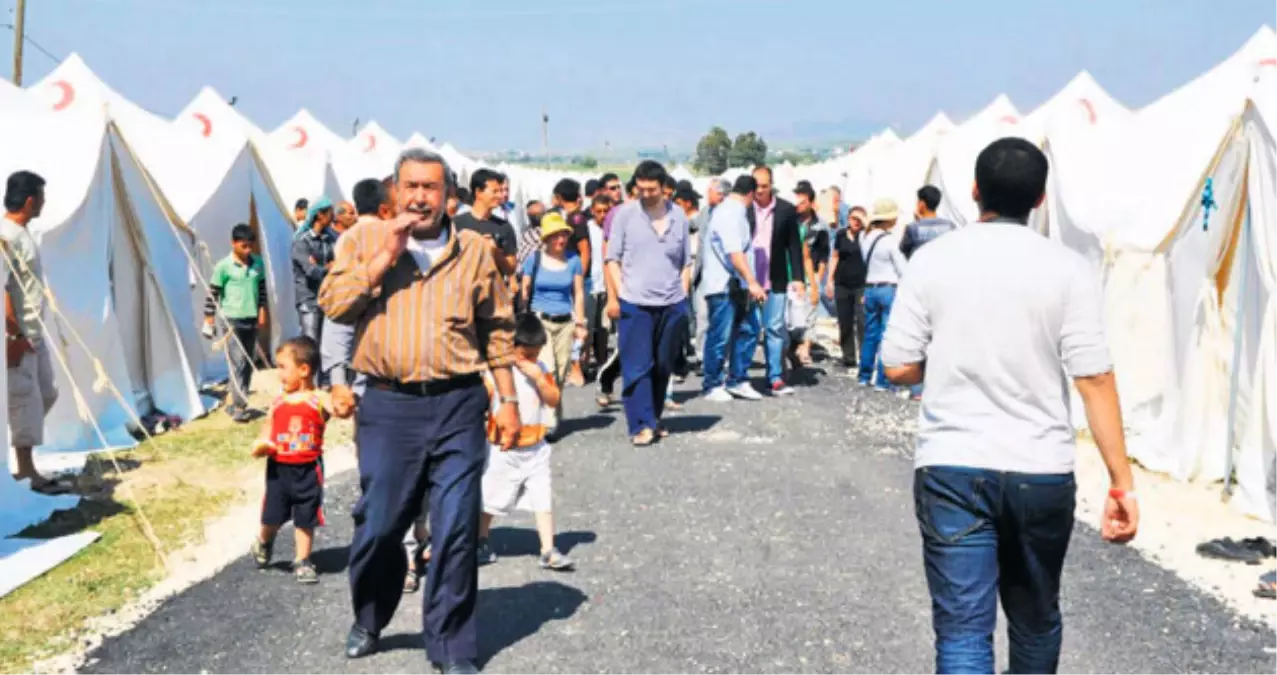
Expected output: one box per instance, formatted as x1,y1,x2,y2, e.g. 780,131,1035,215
5,0,1273,153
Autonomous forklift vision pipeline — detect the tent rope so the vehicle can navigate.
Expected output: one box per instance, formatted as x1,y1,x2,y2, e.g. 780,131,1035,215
0,245,169,570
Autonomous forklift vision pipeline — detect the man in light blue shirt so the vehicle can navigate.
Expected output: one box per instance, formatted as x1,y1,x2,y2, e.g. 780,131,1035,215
603,161,693,446
699,175,767,401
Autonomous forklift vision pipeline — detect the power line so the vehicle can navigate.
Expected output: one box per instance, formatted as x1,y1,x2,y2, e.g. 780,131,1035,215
2,23,62,64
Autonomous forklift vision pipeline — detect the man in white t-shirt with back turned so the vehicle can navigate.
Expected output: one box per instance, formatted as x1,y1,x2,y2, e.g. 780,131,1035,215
881,137,1138,674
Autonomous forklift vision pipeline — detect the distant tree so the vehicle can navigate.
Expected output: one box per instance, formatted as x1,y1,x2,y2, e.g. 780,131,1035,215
579,156,599,169
728,131,768,169
693,126,732,175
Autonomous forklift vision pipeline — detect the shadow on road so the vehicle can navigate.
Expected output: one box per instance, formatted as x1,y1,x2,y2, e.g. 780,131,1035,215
662,414,721,434
311,545,351,574
477,581,589,666
556,414,616,439
377,581,589,665
489,527,597,555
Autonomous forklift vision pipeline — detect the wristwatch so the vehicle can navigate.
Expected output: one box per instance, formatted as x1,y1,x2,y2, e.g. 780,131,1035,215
499,394,519,405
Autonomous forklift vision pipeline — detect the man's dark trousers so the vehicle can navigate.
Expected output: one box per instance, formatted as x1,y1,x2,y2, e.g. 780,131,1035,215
617,299,689,437
348,380,488,664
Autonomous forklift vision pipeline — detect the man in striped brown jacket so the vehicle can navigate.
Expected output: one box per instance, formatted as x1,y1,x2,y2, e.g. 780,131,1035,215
319,148,520,674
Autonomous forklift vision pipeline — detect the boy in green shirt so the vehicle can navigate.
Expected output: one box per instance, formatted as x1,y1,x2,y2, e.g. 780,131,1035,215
203,223,268,423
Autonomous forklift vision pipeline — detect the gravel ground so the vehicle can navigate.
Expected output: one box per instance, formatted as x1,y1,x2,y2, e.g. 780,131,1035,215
78,365,1276,674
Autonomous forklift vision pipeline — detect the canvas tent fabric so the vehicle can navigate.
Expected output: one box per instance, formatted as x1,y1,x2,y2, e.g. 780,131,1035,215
176,87,301,358
261,109,344,212
328,120,402,201
3,80,203,455
926,95,1024,225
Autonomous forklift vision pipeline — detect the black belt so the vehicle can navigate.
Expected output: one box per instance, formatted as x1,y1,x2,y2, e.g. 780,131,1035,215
865,282,897,288
367,372,482,397
537,312,572,323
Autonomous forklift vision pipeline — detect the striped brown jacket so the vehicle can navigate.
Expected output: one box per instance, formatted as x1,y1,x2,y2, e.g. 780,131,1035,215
318,219,516,383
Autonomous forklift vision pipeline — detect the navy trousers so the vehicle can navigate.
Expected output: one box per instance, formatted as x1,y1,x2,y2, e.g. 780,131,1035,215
617,299,689,437
348,382,488,664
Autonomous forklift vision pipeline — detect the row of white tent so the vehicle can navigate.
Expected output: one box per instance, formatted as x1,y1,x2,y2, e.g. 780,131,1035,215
0,50,636,538
771,26,1276,523
0,29,1274,536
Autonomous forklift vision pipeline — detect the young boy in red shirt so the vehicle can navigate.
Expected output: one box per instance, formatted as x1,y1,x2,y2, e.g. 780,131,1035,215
249,336,329,584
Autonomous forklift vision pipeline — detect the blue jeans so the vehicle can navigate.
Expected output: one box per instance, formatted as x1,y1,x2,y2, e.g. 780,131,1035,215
617,299,690,437
859,285,895,388
761,291,787,385
701,293,737,392
727,294,762,388
914,466,1076,674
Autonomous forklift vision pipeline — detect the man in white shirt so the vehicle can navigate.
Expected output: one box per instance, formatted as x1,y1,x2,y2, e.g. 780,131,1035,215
881,137,1138,674
856,198,908,391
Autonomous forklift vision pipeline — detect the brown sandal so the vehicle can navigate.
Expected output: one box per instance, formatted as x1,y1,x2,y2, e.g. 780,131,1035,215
631,429,656,446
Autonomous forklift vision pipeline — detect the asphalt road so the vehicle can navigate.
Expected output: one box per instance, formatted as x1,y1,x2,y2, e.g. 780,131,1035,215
80,366,1276,673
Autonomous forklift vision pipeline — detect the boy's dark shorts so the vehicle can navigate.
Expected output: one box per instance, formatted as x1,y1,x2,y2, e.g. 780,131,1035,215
262,459,325,529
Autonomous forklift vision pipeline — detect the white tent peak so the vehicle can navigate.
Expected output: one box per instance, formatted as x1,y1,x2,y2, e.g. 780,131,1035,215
350,120,400,154
269,108,344,153
1025,70,1130,133
964,94,1021,127
404,132,439,152
909,112,954,141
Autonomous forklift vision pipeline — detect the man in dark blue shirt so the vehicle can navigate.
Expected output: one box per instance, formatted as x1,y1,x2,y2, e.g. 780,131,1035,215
899,185,956,259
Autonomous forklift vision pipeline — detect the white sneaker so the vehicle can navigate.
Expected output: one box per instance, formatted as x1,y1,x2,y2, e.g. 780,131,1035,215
727,383,764,401
770,382,795,397
702,387,733,403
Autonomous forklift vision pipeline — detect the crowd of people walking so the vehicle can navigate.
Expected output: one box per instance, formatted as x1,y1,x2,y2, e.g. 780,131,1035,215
3,132,1144,673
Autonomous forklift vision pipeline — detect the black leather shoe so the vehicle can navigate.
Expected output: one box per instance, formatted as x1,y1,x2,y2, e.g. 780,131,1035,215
433,659,479,674
345,624,378,659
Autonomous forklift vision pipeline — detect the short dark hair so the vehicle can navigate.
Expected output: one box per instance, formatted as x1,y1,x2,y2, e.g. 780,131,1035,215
231,223,256,242
513,313,548,349
731,175,757,196
277,336,320,374
974,137,1048,221
752,164,774,181
457,188,473,206
662,175,677,191
794,183,816,201
470,168,502,195
353,178,389,216
591,194,613,209
293,197,309,211
599,172,620,186
584,179,600,197
553,178,581,203
526,199,543,210
673,190,700,210
917,185,942,212
632,160,667,185
4,171,45,213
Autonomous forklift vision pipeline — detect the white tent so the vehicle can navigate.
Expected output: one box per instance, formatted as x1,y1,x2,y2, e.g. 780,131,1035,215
874,112,955,219
328,120,402,201
9,72,204,454
261,109,343,211
925,95,1024,224
841,128,903,209
1022,71,1130,140
1040,27,1276,479
1231,91,1277,521
172,87,301,358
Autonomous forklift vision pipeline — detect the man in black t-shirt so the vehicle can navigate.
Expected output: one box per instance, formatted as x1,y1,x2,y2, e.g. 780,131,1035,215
453,168,518,278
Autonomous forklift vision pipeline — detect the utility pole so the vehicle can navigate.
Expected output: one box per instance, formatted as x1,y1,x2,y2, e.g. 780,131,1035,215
12,0,26,85
541,109,550,167
352,118,360,136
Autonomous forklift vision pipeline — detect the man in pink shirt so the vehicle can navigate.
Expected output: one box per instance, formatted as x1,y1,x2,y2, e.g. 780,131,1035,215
737,165,806,398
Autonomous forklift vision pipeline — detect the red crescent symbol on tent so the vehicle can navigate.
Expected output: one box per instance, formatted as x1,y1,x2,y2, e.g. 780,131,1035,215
1260,58,1277,68
1077,98,1097,124
363,134,376,153
51,80,75,111
289,125,308,149
193,112,213,138
999,114,1018,125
